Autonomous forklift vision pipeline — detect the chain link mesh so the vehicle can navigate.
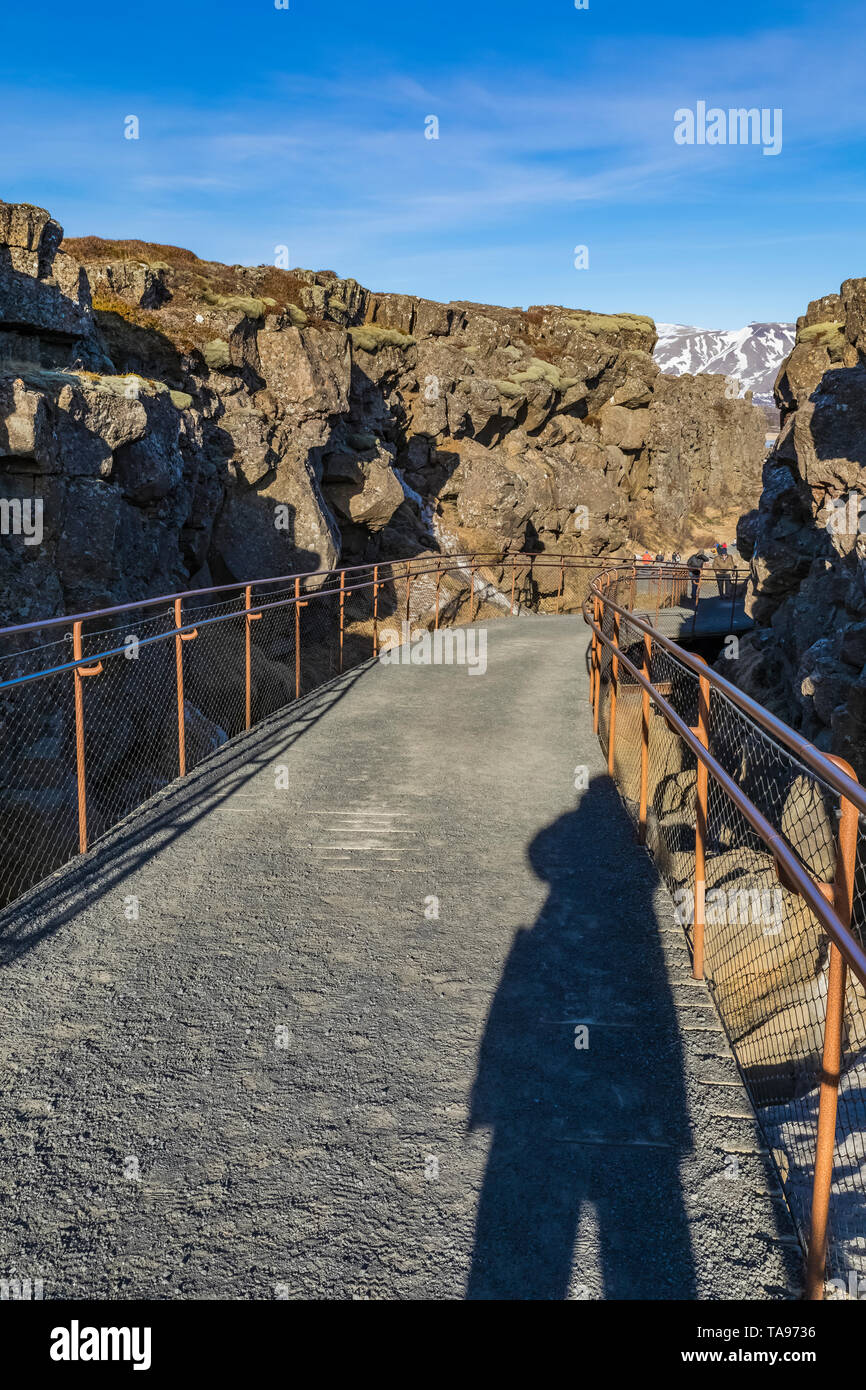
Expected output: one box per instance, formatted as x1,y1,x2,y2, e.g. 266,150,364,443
589,565,866,1292
0,552,604,912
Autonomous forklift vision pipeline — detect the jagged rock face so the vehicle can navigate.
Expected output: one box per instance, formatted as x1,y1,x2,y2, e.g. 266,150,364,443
640,374,765,546
0,199,766,625
0,203,95,345
734,277,866,771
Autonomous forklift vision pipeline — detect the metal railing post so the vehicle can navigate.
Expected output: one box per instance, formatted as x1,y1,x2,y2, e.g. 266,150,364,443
692,660,711,980
638,631,652,844
372,564,380,656
244,585,261,730
404,563,412,624
592,596,602,734
607,610,620,776
469,557,476,622
691,569,702,637
174,599,186,773
510,556,516,616
71,620,103,853
173,598,199,772
435,560,442,631
590,596,599,722
805,755,859,1300
338,570,350,674
293,577,308,699
557,558,565,613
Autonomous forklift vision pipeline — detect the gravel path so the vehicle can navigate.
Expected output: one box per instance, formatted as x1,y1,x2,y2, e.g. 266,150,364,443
0,616,800,1299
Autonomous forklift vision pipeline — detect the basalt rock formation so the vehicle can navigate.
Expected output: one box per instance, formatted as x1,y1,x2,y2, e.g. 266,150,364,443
0,198,766,627
735,277,866,774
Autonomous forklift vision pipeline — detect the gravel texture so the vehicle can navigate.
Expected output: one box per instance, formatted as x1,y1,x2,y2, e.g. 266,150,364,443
0,616,801,1299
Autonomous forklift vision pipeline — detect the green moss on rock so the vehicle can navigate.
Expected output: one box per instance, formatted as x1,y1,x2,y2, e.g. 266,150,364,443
350,326,416,353
494,379,528,400
202,338,231,370
508,358,580,392
565,311,655,337
199,289,266,319
797,321,846,354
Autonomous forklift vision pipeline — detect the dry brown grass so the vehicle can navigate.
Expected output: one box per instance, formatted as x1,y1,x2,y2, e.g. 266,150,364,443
64,236,200,270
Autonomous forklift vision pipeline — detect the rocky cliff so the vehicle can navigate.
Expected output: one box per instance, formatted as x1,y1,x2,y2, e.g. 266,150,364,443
0,199,766,626
735,278,866,772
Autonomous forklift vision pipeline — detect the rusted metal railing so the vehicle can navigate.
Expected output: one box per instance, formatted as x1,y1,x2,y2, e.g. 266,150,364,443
0,548,610,911
585,563,866,1300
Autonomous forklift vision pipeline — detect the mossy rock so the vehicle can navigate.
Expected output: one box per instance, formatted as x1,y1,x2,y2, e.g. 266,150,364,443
287,304,308,327
221,294,266,319
198,287,266,319
797,321,846,358
494,379,528,400
565,311,656,337
508,358,580,393
202,338,231,371
350,326,416,353
2,364,185,404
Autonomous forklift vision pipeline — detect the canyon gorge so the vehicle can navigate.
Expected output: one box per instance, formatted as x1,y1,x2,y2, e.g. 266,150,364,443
0,198,765,627
4,194,866,776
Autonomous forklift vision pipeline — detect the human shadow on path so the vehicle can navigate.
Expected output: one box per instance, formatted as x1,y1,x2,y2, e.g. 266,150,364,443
467,777,697,1300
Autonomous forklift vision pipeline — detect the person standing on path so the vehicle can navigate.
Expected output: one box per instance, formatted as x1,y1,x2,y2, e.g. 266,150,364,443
712,543,733,599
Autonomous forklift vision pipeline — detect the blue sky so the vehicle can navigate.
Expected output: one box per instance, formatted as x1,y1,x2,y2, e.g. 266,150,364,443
1,0,863,326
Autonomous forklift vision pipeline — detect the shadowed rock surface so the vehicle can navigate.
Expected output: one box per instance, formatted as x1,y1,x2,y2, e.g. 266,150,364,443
734,277,866,774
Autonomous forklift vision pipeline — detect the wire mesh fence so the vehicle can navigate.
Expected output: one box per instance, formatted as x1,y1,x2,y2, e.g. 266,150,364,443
589,564,866,1296
0,550,607,911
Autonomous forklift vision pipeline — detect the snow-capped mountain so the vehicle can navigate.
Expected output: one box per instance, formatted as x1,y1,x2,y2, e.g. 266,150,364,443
654,322,795,418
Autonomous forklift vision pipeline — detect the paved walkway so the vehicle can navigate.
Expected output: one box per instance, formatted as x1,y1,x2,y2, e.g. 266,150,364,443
634,596,752,640
0,617,799,1299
